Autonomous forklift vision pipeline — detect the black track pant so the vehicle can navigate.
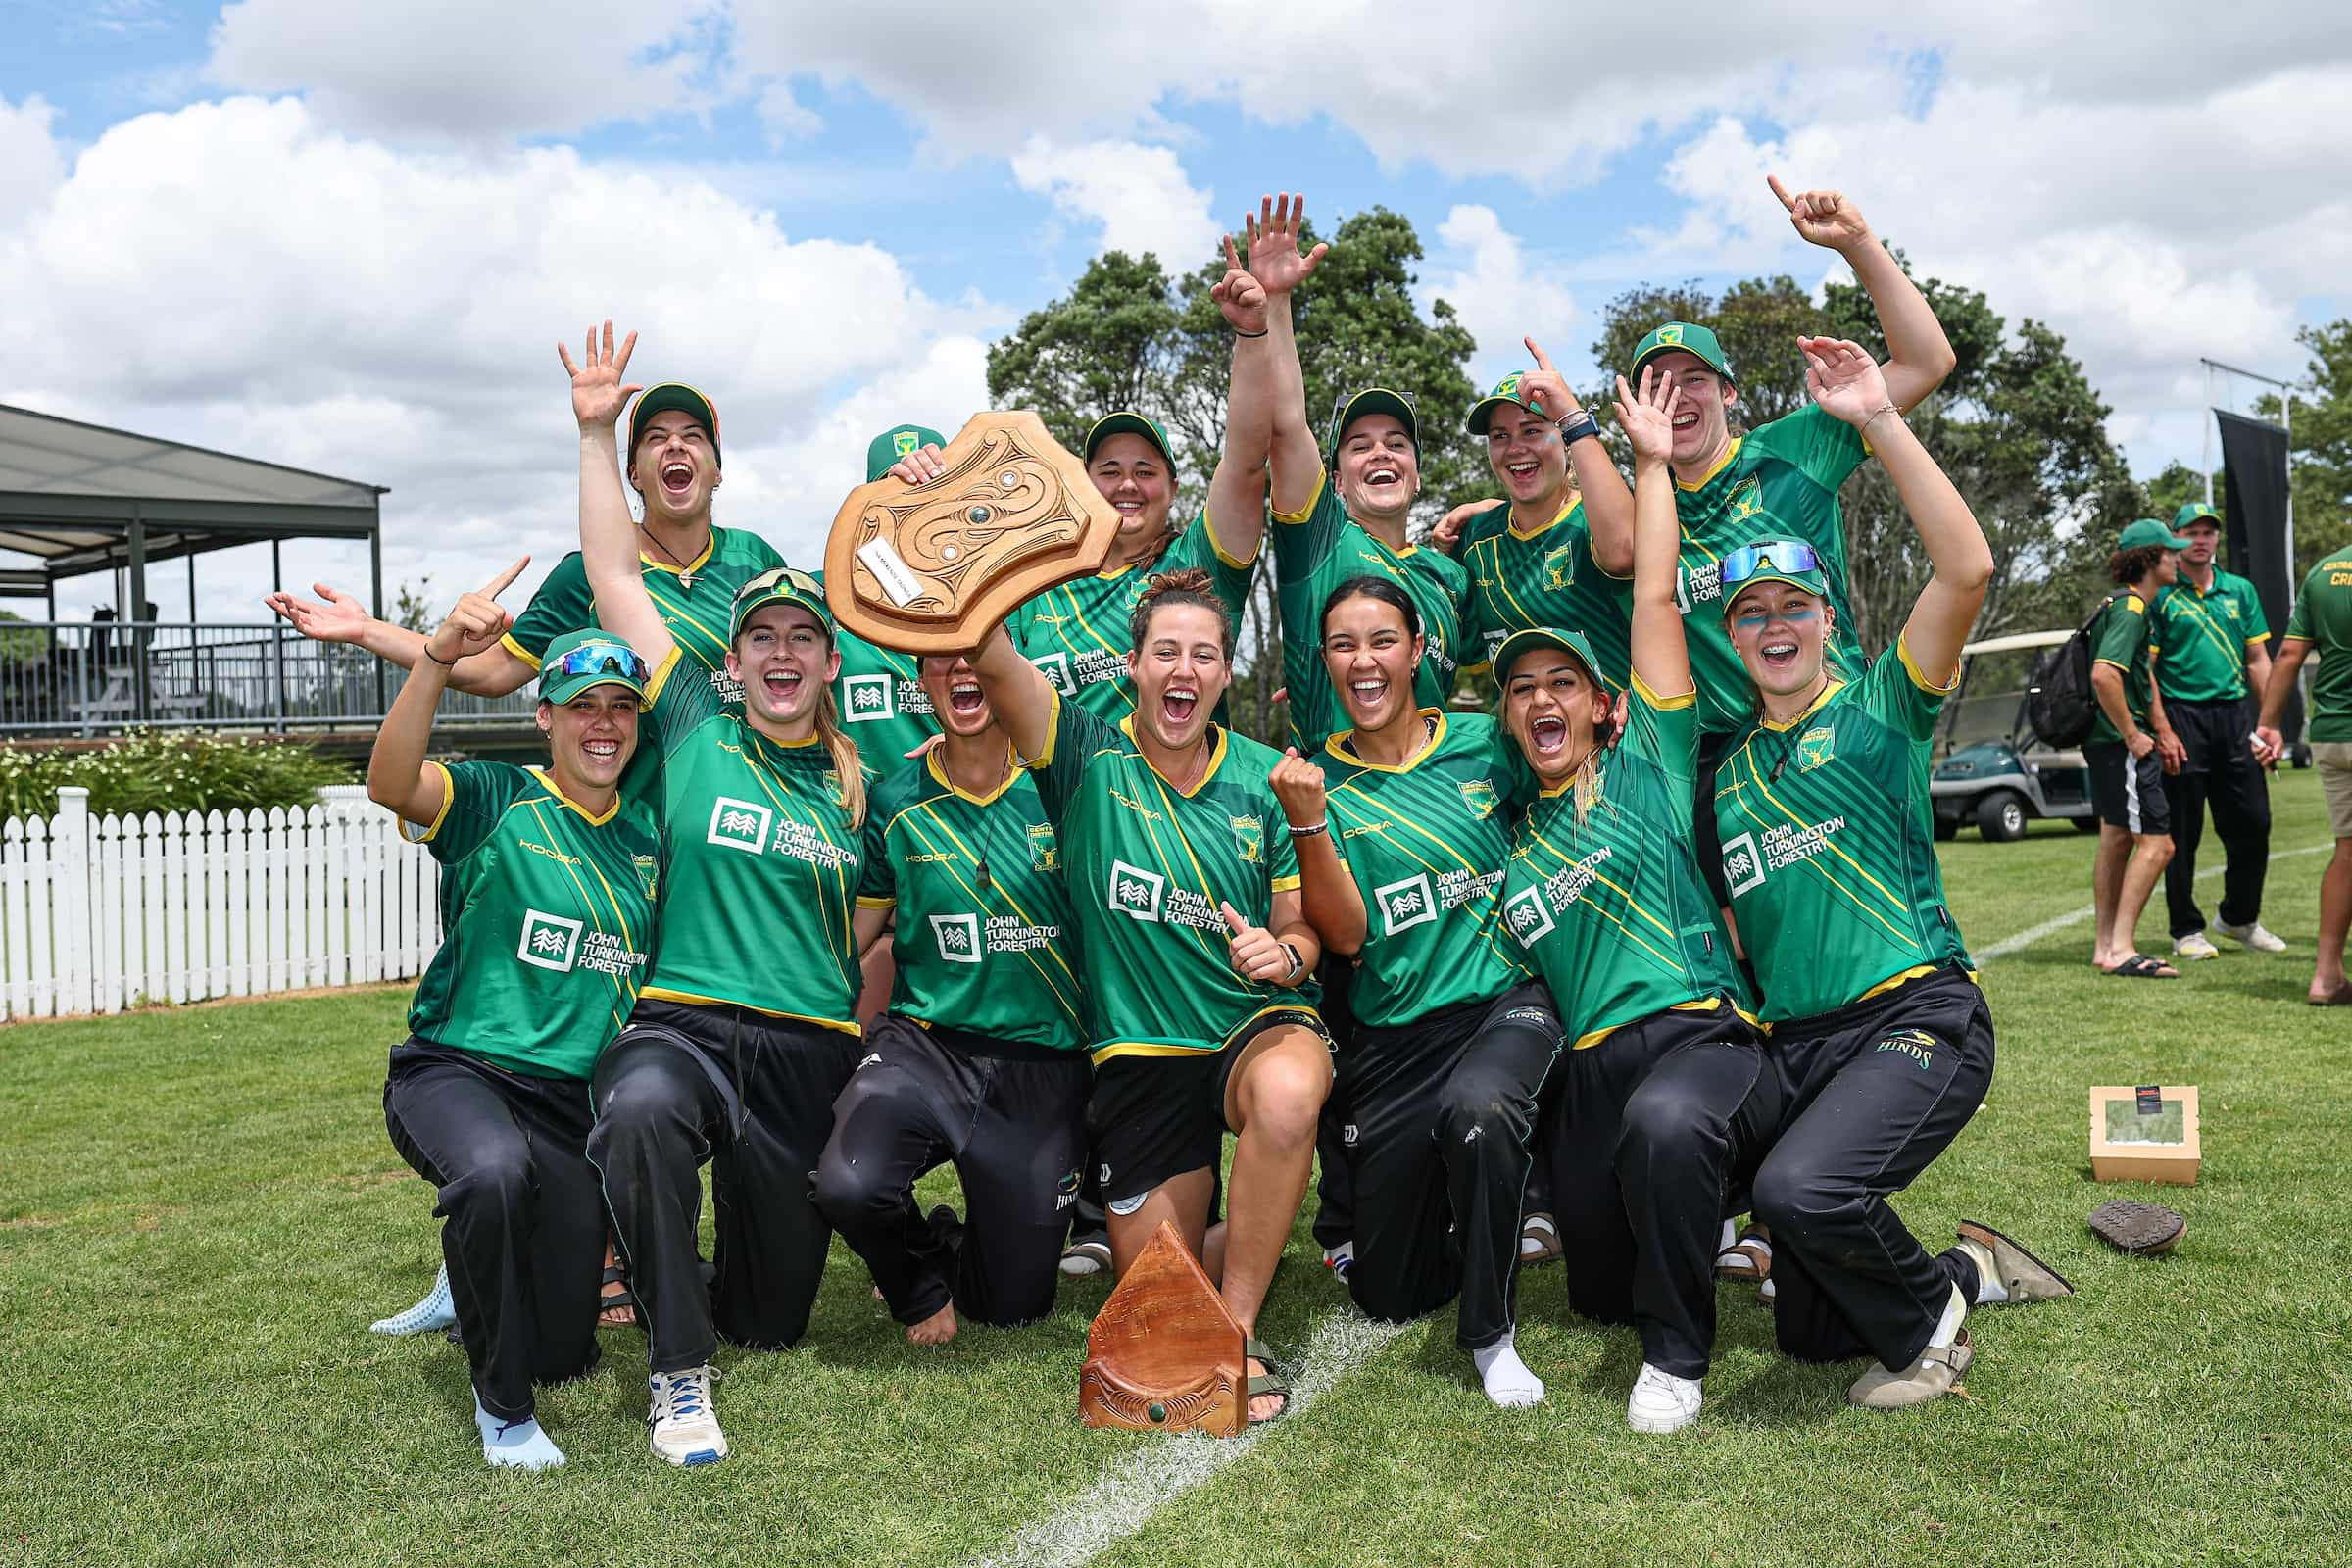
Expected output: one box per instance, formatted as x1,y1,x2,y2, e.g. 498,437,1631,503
2164,695,2272,938
383,1040,603,1422
1310,954,1359,1250
814,1013,1090,1328
587,998,858,1375
1548,1002,1779,1380
1346,984,1561,1350
1751,968,1993,1371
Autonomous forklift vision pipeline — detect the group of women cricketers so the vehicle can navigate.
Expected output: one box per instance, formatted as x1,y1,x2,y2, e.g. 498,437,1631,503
282,179,2079,1472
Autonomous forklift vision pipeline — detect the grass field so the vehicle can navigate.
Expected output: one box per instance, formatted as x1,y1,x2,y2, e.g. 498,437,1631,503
6,772,2351,1567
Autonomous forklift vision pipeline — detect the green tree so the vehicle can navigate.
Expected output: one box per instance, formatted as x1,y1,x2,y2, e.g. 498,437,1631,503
2260,319,2352,574
2142,460,2223,528
392,578,436,634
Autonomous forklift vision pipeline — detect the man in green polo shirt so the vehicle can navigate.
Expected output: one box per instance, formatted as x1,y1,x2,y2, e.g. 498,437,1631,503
2259,550,2352,1004
2153,501,2282,960
2085,519,2187,978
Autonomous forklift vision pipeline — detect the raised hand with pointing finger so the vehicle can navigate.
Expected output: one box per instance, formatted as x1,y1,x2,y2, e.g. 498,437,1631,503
1513,337,1587,427
424,559,530,668
1221,900,1298,984
1768,174,1873,257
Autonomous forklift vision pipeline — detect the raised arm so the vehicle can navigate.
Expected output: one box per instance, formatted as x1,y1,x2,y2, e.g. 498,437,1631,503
1204,231,1276,563
558,320,673,670
367,559,526,823
1612,368,1691,697
1772,175,1955,415
1242,194,1329,520
1269,749,1364,956
264,582,535,696
1522,337,1635,575
1802,336,1988,684
969,620,1054,762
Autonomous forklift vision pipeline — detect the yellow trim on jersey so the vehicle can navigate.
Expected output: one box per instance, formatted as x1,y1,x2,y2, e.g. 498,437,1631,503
1117,713,1230,797
1896,633,1961,695
1090,1004,1316,1064
856,895,894,910
2246,634,2271,648
1271,874,1301,893
1271,468,1330,526
1328,710,1447,773
1505,498,1575,544
1200,509,1259,569
2123,593,2146,614
400,760,457,843
639,526,717,579
637,986,862,1034
1675,437,1742,493
500,631,543,669
1755,678,1844,732
2091,656,2132,671
643,646,685,705
527,765,622,826
1020,689,1065,770
925,741,1022,807
1572,995,1735,1053
1632,674,1696,710
2282,633,2315,647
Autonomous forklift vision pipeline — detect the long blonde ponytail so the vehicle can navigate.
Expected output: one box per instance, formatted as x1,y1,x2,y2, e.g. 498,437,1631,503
816,684,867,829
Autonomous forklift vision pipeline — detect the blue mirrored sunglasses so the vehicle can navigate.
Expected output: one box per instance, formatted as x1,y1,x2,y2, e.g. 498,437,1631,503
543,642,649,689
1719,540,1821,587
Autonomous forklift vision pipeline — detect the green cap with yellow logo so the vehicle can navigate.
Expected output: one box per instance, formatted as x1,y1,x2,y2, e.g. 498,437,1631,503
629,383,721,468
1492,626,1615,696
2173,500,2221,532
866,424,946,482
1630,321,1735,385
729,565,833,642
1083,411,1175,466
1465,370,1549,436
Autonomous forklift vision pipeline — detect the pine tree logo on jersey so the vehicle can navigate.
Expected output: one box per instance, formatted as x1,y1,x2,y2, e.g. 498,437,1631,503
930,912,982,964
1376,873,1437,935
1720,832,1766,896
1230,814,1264,864
516,909,584,972
1503,884,1554,946
1796,723,1836,772
1459,779,1497,820
1107,859,1165,922
707,797,773,855
843,673,895,721
1028,820,1060,872
1544,544,1575,589
633,854,660,901
1032,651,1077,697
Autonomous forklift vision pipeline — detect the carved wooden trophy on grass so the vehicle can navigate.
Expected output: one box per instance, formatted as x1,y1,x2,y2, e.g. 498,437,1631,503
1079,1222,1249,1438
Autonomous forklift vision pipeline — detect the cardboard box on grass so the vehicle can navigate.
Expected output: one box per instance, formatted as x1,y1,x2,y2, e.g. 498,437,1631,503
2088,1084,2200,1185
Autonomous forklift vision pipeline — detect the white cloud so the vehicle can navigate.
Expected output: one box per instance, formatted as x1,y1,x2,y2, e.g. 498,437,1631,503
1420,206,1581,386
0,95,65,222
206,0,726,140
1009,138,1220,269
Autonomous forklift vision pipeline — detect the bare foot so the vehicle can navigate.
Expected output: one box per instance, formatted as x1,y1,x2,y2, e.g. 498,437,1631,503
906,1302,958,1346
1246,1356,1287,1424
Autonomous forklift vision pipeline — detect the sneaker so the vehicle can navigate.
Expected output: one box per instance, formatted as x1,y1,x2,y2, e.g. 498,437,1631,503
1955,1220,2076,1304
648,1366,727,1466
1627,1363,1703,1434
1757,1276,1777,1308
1848,1329,1973,1408
369,1263,456,1336
1322,1241,1355,1281
1059,1237,1112,1277
2213,918,2287,954
2172,932,2220,961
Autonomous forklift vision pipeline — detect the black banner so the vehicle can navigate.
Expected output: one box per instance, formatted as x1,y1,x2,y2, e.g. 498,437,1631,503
2216,409,2301,742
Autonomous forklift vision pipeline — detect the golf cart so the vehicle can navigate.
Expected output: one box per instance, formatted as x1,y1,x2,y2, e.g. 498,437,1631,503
1929,629,2099,843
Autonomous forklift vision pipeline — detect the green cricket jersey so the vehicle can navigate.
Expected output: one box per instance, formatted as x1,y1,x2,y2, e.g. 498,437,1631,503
505,526,787,710
1010,512,1258,722
635,647,881,1031
1672,407,1868,734
2086,591,2157,746
1027,692,1308,1062
2154,569,2269,703
861,745,1085,1052
1503,680,1752,1050
1272,470,1467,755
1712,639,1973,1022
1458,499,1634,692
1319,711,1526,1030
2285,555,2352,742
405,761,660,1080
808,568,939,765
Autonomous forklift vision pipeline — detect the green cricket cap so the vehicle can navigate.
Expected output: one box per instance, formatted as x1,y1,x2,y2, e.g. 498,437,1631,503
1083,411,1175,466
538,630,651,705
1630,321,1735,385
2119,517,2192,552
1492,626,1615,697
866,423,946,482
1330,387,1418,453
2173,501,2222,532
1465,370,1546,436
628,383,721,468
730,564,833,642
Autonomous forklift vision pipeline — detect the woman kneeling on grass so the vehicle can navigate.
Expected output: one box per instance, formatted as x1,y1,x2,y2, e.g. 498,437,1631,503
970,568,1329,1424
1712,337,2072,1409
371,560,657,1471
1271,573,1562,1409
1493,368,1775,1434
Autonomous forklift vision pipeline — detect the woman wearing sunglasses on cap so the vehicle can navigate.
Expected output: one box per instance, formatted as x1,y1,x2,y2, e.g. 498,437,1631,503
1269,572,1561,1409
370,557,659,1472
563,322,887,1467
1710,337,2072,1412
1491,368,1772,1435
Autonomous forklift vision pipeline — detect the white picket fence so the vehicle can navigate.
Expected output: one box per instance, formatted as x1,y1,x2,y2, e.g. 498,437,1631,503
0,784,441,1021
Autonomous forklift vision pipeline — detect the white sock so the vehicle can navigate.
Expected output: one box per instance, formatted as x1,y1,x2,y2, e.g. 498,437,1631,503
1957,1238,2008,1304
1472,1337,1545,1408
475,1395,565,1471
1718,1218,1739,1251
1925,1283,1968,1352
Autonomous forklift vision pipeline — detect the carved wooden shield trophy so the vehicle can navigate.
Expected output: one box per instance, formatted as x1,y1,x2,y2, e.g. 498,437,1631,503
824,411,1122,653
1079,1221,1247,1438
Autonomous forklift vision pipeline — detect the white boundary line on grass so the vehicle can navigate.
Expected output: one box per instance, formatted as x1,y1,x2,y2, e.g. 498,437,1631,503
964,838,2333,1568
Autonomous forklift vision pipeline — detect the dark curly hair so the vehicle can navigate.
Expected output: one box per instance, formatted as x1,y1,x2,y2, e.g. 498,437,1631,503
1129,568,1234,660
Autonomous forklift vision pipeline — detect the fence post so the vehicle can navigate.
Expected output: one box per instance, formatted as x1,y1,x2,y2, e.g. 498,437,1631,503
53,786,90,1015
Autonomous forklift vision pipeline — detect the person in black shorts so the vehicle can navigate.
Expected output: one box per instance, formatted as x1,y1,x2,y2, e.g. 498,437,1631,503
2085,517,2190,979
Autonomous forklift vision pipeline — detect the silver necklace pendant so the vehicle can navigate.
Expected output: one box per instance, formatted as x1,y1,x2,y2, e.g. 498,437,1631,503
677,571,695,591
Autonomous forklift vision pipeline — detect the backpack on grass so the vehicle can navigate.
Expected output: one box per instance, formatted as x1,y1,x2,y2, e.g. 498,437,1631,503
2026,594,2124,748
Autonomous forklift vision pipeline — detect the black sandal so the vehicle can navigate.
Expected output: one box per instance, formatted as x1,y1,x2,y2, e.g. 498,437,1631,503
2104,954,2179,979
598,1261,638,1326
1244,1337,1294,1424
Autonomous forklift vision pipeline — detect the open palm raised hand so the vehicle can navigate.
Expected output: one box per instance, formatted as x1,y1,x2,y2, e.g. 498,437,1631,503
1799,335,1893,428
1610,366,1682,466
556,319,643,431
1244,193,1328,298
263,581,371,645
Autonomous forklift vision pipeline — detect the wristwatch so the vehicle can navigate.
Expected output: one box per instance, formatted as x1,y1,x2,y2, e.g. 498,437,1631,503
1556,409,1602,446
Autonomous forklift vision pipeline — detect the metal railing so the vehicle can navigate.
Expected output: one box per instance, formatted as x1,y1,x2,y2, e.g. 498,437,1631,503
0,621,539,736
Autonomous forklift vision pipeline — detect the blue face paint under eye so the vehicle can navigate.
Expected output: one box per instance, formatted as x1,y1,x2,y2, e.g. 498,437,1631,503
1733,607,1819,631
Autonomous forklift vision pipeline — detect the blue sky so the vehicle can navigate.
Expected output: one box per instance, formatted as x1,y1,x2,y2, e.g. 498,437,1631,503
1,1,2339,619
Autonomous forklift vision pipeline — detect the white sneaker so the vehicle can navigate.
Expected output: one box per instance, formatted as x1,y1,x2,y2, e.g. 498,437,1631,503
1627,1363,1703,1434
1322,1241,1355,1281
648,1366,727,1466
2173,932,2220,961
2213,919,2287,954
